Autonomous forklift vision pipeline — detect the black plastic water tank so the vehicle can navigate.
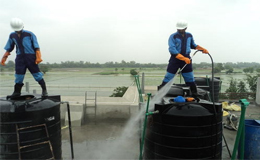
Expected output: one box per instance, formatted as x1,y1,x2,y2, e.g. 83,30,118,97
167,85,211,101
0,95,61,159
165,86,185,97
144,100,222,159
195,77,221,102
197,88,211,101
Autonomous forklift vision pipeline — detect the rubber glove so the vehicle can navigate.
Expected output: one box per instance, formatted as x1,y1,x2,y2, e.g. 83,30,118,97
176,54,191,64
1,52,10,66
196,45,209,54
35,50,43,64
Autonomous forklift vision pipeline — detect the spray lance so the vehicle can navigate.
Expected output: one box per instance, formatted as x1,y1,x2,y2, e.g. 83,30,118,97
175,50,201,102
177,50,200,74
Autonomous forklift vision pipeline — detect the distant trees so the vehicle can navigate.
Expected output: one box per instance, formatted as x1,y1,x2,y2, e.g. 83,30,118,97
213,67,221,73
224,65,234,74
39,64,51,74
0,60,15,71
213,63,225,73
46,60,161,68
6,61,15,68
243,67,254,73
216,63,224,70
224,74,259,100
1,60,260,74
223,62,260,68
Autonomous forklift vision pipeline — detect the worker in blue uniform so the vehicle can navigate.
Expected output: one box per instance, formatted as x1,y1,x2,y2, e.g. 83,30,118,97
159,20,209,96
1,18,48,98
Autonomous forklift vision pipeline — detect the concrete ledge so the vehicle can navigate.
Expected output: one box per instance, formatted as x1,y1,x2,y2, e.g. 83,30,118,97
60,103,67,121
65,111,83,126
70,104,84,112
64,104,84,126
61,85,140,121
123,86,138,102
144,86,157,95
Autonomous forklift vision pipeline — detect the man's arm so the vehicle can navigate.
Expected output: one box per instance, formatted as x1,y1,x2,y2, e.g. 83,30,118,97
168,34,179,55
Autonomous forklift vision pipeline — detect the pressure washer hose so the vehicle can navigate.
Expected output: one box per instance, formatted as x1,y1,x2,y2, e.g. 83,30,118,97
207,53,218,158
207,53,233,158
205,53,232,158
182,52,226,158
207,53,215,104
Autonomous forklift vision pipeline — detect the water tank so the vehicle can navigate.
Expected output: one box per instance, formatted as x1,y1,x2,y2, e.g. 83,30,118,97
195,77,221,102
197,88,211,101
0,95,61,159
166,85,211,101
165,86,185,97
144,100,222,159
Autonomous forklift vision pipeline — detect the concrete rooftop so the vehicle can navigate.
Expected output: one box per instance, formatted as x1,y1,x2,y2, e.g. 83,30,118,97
59,86,260,160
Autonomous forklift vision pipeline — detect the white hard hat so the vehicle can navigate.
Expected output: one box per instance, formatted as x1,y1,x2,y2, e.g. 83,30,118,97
10,18,24,31
176,20,188,30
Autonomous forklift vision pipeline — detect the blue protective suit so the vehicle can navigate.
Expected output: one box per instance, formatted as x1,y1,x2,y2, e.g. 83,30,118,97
162,31,198,86
4,30,43,84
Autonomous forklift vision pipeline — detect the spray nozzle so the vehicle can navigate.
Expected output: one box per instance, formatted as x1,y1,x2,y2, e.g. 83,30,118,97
146,110,159,116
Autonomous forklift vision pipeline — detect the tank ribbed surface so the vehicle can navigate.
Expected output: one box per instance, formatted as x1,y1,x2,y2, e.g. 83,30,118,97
144,102,222,159
0,95,61,160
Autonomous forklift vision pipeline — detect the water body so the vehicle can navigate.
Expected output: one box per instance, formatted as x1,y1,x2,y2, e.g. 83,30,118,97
0,71,248,97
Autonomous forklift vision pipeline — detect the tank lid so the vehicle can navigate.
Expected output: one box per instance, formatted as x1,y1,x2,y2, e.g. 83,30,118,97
166,104,212,116
0,95,59,113
165,86,184,97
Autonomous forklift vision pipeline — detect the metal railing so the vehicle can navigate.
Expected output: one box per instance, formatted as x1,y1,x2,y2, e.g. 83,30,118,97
219,92,256,101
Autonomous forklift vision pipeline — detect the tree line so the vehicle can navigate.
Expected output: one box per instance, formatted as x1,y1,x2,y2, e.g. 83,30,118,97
213,63,260,74
1,60,260,74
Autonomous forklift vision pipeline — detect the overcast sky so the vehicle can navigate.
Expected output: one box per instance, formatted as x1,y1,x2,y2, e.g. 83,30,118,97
0,0,259,64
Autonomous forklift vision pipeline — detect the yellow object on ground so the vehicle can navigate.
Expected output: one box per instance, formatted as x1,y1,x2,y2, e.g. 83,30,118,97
61,125,68,130
223,110,230,116
222,102,241,111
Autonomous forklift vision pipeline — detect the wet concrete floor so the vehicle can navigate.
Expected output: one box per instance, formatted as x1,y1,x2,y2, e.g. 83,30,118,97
61,103,260,160
61,118,139,160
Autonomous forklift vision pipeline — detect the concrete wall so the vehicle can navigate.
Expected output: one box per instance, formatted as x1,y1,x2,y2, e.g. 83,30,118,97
60,103,84,126
60,86,140,126
256,77,260,106
95,104,138,119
